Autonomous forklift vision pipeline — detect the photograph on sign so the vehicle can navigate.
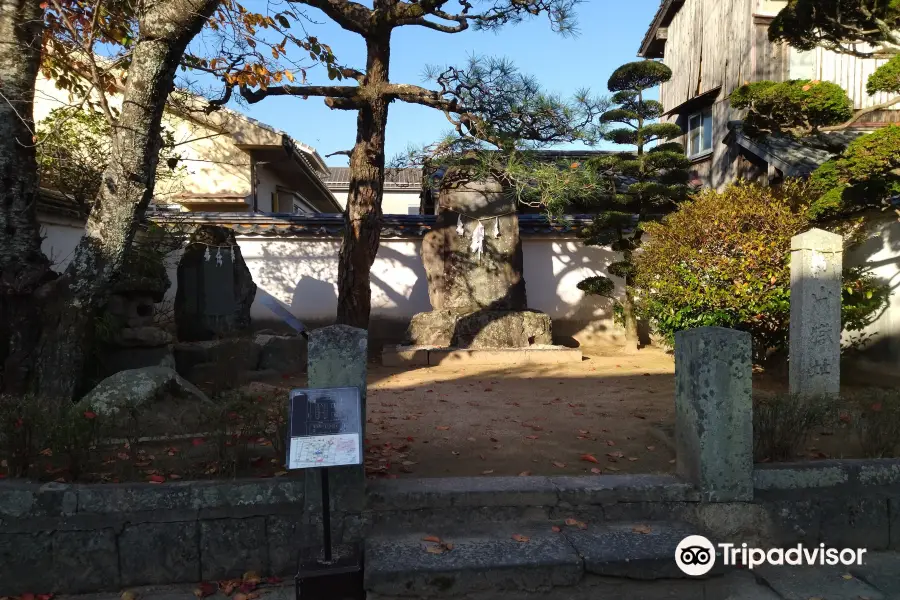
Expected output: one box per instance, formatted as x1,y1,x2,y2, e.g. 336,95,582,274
287,387,362,469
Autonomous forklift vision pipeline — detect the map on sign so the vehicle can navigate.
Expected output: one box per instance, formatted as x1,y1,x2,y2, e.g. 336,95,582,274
287,387,362,469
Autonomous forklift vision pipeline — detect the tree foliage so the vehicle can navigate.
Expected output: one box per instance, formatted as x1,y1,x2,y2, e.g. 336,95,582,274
635,181,889,359
867,55,900,95
769,0,900,57
808,125,900,218
563,60,691,345
36,107,184,212
730,80,854,138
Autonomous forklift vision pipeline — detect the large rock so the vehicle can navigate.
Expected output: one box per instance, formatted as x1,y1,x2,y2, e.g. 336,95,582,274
173,338,261,377
408,310,552,348
421,171,526,314
113,326,174,348
76,366,210,417
175,225,256,342
256,334,307,374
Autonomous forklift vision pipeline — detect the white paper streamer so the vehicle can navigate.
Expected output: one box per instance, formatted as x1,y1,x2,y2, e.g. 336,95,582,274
204,247,211,262
470,221,485,259
216,247,224,266
493,217,500,238
456,216,465,236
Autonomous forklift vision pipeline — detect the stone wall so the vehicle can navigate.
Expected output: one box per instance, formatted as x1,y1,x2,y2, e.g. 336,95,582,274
0,478,321,594
6,461,900,594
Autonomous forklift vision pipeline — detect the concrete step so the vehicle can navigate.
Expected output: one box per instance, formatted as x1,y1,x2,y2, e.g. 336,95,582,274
364,520,717,598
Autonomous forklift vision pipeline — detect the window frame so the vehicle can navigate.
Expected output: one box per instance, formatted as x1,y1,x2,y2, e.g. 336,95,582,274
687,108,714,160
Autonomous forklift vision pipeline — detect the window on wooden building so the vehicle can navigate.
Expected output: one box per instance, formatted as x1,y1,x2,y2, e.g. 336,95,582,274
687,108,713,158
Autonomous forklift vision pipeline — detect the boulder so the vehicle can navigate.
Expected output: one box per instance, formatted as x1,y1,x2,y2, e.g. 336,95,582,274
175,225,256,341
173,338,261,379
102,346,175,377
455,310,552,348
422,171,527,314
114,326,174,348
256,334,307,374
408,310,552,349
76,366,209,417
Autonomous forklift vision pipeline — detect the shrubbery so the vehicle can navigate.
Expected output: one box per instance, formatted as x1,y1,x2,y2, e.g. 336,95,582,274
635,181,888,360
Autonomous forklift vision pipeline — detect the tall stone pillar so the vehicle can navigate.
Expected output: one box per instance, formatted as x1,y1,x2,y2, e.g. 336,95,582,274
789,229,843,398
675,327,753,502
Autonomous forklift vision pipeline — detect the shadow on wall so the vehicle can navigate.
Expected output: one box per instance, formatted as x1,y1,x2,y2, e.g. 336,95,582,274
244,233,431,327
845,214,900,363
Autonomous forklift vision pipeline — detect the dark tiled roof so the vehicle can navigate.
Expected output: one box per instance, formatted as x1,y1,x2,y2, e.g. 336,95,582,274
729,123,870,177
38,189,88,220
323,167,423,189
147,212,603,239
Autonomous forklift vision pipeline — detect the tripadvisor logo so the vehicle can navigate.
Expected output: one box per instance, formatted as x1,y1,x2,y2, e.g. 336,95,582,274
675,535,868,576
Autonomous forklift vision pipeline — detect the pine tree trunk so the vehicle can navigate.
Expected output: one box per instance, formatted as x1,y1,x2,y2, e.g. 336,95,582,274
0,0,54,395
621,247,639,350
31,0,218,402
336,33,391,328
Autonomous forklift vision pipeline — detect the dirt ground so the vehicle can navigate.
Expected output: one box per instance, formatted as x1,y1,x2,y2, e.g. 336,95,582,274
11,347,892,484
361,348,679,479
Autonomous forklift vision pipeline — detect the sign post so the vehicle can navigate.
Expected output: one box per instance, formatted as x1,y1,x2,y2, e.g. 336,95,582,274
287,387,363,600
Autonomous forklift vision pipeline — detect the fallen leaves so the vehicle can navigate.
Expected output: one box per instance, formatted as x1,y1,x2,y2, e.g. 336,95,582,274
423,536,454,554
511,534,530,543
525,435,540,440
580,454,599,464
606,440,616,447
436,426,451,431
590,468,602,474
193,582,217,598
632,525,652,534
120,591,137,600
148,475,165,484
551,526,561,533
552,461,567,468
481,470,494,475
564,518,588,530
518,471,532,476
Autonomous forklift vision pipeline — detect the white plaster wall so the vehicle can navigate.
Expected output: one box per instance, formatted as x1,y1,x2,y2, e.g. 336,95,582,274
846,216,900,362
40,217,84,271
161,235,625,345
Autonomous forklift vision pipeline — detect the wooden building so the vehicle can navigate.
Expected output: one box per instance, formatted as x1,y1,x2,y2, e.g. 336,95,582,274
638,0,900,188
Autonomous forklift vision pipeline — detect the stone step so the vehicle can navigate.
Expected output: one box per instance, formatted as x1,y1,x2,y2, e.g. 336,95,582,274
365,475,699,532
364,520,717,598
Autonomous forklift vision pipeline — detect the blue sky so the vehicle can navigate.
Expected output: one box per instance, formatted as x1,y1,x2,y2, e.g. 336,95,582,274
228,0,661,167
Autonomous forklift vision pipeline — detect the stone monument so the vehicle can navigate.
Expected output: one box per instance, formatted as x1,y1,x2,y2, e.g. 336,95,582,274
789,228,843,398
175,225,257,342
387,168,579,366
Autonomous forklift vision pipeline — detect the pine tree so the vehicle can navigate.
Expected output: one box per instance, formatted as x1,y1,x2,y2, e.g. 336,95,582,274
578,60,691,348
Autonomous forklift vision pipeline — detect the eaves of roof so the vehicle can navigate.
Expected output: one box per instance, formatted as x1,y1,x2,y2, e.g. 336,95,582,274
638,0,684,58
147,212,612,239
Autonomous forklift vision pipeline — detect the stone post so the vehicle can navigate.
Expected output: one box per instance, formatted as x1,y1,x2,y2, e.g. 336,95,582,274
304,325,367,546
675,327,753,502
790,228,843,398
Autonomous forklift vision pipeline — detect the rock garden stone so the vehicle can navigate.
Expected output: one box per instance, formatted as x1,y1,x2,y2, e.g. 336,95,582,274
76,366,210,417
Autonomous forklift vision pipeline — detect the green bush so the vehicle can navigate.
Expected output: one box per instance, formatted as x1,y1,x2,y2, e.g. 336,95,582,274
867,55,900,96
808,126,900,217
730,80,853,137
635,181,888,360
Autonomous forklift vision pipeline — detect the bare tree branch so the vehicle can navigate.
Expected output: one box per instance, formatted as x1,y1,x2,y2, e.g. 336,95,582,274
289,0,372,34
